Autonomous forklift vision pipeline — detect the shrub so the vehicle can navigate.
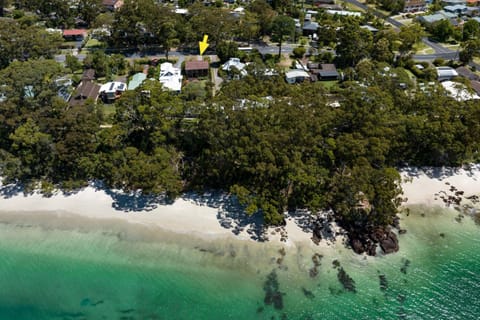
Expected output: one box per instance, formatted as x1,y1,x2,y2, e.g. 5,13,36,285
292,46,306,59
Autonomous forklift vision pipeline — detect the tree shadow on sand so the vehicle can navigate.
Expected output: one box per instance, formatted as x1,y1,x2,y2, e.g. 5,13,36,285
91,181,173,212
401,165,480,181
182,191,268,241
287,209,342,245
0,183,27,199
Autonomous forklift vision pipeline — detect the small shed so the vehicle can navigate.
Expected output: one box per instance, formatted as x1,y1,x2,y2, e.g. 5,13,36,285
185,60,209,79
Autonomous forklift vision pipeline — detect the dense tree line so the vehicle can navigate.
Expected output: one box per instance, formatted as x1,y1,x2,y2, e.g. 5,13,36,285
8,0,288,53
1,58,480,234
0,19,62,69
1,0,480,252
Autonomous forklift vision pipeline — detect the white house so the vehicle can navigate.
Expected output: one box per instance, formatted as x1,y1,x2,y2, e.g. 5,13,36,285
285,69,310,84
437,66,458,82
99,81,126,102
159,62,183,92
221,58,247,78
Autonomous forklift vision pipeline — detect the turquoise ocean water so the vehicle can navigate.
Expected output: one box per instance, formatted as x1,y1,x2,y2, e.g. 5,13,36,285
0,206,479,320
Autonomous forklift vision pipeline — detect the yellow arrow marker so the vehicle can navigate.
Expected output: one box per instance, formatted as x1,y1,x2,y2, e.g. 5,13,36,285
199,34,209,55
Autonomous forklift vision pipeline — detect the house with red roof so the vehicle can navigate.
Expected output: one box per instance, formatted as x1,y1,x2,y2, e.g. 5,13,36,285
62,29,88,41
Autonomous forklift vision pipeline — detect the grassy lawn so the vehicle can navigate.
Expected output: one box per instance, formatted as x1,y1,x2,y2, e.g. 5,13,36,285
442,43,461,50
100,104,116,123
413,42,435,55
319,80,339,89
340,1,366,12
84,39,105,49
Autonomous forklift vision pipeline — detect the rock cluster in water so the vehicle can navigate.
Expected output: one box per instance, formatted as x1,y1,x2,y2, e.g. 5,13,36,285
379,274,388,292
350,227,399,256
332,260,356,293
400,258,411,274
309,253,323,278
434,182,480,224
263,270,284,310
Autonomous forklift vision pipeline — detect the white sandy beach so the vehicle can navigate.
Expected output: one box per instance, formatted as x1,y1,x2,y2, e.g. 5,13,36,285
0,165,478,247
401,164,480,207
0,183,316,247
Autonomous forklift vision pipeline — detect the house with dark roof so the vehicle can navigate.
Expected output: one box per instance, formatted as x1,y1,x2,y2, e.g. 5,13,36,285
69,81,100,106
318,64,340,80
303,21,319,36
68,69,99,106
185,60,210,79
308,63,340,81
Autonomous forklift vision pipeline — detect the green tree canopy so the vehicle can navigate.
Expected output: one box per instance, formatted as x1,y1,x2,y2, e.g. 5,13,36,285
271,15,295,58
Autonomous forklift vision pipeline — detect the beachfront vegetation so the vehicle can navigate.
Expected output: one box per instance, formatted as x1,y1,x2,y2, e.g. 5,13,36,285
1,0,480,253
1,58,480,230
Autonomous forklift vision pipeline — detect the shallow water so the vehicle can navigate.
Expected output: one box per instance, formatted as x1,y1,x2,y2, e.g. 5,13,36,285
0,206,479,320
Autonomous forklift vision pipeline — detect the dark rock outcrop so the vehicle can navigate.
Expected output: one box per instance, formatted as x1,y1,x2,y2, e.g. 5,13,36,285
379,230,399,254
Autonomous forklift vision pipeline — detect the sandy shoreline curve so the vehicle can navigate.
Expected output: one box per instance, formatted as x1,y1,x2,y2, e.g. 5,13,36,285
0,184,320,248
0,165,479,248
401,165,480,208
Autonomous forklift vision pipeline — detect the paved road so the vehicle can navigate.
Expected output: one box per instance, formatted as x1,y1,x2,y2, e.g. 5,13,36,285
421,38,454,54
341,0,480,69
412,52,458,61
342,0,449,54
55,53,86,63
250,43,296,55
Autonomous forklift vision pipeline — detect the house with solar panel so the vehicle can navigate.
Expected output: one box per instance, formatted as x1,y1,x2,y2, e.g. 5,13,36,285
99,81,127,102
